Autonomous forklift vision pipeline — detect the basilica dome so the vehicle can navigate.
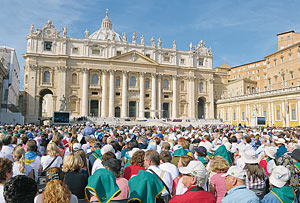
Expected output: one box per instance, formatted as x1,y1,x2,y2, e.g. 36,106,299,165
89,11,122,42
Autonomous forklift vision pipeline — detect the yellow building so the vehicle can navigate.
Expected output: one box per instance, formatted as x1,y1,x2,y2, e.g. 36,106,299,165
217,31,300,127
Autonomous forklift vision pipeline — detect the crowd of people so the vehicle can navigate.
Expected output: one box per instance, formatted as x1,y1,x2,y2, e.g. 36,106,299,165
0,121,300,203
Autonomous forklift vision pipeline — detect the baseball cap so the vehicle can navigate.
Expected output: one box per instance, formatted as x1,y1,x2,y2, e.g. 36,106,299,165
269,166,290,188
72,143,81,152
179,161,207,178
101,144,115,155
290,149,300,162
221,166,246,180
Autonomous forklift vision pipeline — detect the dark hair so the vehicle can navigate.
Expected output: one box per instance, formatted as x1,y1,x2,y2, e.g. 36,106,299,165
102,151,116,161
4,175,37,203
0,158,13,183
244,136,252,144
130,150,145,166
145,150,160,166
162,142,171,151
26,140,37,152
2,135,12,145
230,136,237,143
129,140,138,150
11,136,17,145
244,163,265,181
117,136,123,143
160,151,172,163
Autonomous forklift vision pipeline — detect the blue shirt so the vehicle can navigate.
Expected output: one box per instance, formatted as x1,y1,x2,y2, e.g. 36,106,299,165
276,145,287,159
261,191,297,203
221,185,260,203
83,126,95,137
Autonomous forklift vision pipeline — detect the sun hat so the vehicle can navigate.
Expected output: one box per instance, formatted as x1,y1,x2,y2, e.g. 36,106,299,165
264,146,277,159
221,166,246,180
241,149,260,164
101,144,115,155
290,149,300,162
179,160,207,178
269,166,290,188
275,138,286,144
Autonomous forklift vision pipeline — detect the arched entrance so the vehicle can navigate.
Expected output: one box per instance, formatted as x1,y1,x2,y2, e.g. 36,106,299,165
163,103,170,118
39,89,54,118
145,108,150,118
129,101,136,118
115,107,120,117
197,97,205,119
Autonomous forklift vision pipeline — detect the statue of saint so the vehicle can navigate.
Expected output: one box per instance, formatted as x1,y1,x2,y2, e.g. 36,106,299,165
132,32,137,44
141,35,145,45
63,27,67,37
189,42,193,51
84,29,89,39
59,95,67,111
30,24,34,34
122,32,127,42
151,37,155,47
173,40,176,49
157,38,162,47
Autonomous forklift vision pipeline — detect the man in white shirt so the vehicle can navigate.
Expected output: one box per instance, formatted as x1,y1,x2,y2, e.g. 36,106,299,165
159,151,179,180
144,150,173,197
25,140,41,181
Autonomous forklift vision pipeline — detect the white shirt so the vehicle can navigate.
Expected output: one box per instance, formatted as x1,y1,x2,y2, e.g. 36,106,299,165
176,177,188,195
0,185,4,203
159,162,179,180
41,155,63,170
148,165,173,196
1,144,14,161
13,162,33,177
34,194,78,203
91,159,104,175
26,155,41,181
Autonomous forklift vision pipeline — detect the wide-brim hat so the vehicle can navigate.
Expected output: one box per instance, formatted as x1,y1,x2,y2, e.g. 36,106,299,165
290,149,300,162
241,149,260,164
264,146,277,159
269,166,290,188
275,138,286,144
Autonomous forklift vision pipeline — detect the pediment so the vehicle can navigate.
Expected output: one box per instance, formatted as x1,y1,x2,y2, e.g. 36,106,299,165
110,51,159,65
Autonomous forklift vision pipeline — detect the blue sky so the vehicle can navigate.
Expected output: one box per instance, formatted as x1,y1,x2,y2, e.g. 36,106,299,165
1,0,300,89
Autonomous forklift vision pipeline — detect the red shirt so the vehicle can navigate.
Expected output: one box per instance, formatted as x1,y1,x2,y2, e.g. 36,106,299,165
170,186,216,203
122,164,146,180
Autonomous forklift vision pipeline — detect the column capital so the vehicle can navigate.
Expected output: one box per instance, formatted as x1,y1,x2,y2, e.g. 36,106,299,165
172,75,178,80
81,68,89,73
151,73,157,78
108,70,116,74
29,64,38,71
139,72,146,77
122,70,129,75
100,69,108,74
56,66,70,72
188,76,196,81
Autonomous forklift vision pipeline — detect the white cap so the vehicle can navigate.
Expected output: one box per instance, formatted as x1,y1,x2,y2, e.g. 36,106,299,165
264,146,277,159
275,138,285,144
101,144,115,155
72,143,81,151
179,160,207,178
221,166,246,180
241,149,260,164
270,166,290,188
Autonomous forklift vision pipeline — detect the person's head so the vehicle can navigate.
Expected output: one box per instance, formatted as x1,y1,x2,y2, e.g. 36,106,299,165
179,161,207,188
210,156,230,173
274,138,286,146
195,146,207,157
2,135,12,145
102,151,116,161
13,146,26,174
230,136,237,143
222,166,246,191
46,142,59,157
144,150,160,168
63,152,83,172
91,141,101,152
25,140,37,152
43,179,71,203
243,136,252,144
178,155,193,168
0,158,13,184
160,151,172,164
103,158,122,178
161,142,171,151
269,166,290,188
3,175,37,203
76,149,87,168
130,150,145,167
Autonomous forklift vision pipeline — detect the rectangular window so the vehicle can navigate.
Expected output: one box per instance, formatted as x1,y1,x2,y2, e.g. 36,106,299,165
164,95,169,98
116,92,121,96
263,110,267,118
276,109,281,121
181,58,185,64
291,73,294,79
292,109,297,121
264,74,267,79
72,47,79,54
198,58,204,66
116,51,122,56
146,54,150,58
225,112,228,121
242,112,245,121
92,49,100,55
44,41,52,51
92,92,98,95
233,112,236,121
256,76,260,80
164,56,170,62
145,94,150,98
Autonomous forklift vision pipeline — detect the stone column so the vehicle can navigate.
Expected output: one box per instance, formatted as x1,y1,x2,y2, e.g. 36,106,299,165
151,73,157,118
139,73,145,118
268,102,271,126
157,74,162,118
271,102,274,126
172,75,178,118
188,76,195,119
298,100,300,126
282,100,286,127
121,71,128,118
27,65,37,120
82,68,89,117
108,70,115,117
101,71,108,117
208,79,214,119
